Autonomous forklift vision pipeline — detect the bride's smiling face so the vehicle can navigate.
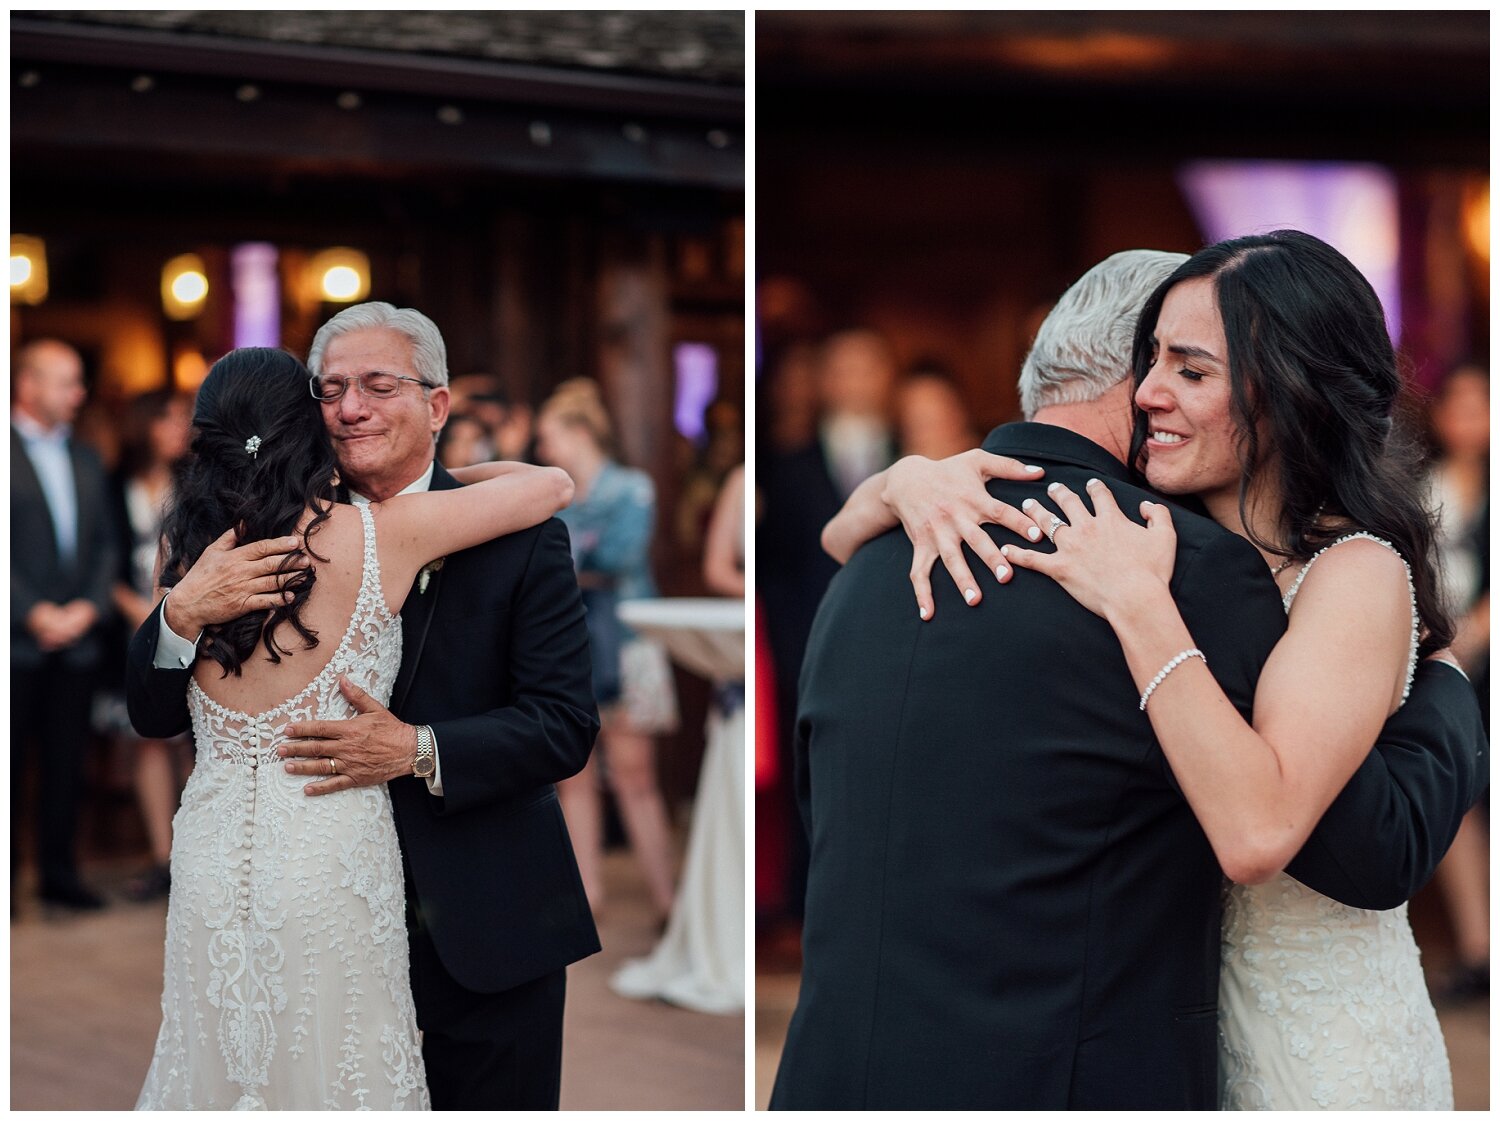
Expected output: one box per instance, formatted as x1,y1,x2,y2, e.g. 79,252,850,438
1134,278,1248,516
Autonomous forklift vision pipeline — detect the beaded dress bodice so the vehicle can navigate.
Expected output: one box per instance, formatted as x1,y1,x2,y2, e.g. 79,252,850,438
1217,533,1451,1110
137,503,428,1110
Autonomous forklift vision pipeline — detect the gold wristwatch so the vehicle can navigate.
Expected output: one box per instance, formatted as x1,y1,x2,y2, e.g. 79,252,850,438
412,724,436,779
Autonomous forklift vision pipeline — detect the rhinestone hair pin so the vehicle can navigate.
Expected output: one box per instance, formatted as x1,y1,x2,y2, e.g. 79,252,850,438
245,435,262,459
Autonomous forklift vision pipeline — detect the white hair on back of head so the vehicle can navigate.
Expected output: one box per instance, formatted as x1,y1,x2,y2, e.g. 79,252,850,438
1018,249,1188,419
306,301,450,387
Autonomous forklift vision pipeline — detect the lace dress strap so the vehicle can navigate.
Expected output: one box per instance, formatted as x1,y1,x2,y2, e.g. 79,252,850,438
1282,531,1420,704
355,501,385,609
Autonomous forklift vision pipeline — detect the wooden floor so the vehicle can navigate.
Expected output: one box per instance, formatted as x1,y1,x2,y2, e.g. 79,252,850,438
10,850,744,1111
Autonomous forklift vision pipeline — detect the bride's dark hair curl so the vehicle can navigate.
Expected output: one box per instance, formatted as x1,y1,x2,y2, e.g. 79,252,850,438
1127,230,1452,656
160,347,338,676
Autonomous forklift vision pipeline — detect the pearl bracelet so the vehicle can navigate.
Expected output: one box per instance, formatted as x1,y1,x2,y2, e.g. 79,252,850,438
1139,648,1206,712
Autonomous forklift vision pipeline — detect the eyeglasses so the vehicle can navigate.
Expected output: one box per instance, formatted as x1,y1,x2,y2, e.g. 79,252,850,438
309,373,432,402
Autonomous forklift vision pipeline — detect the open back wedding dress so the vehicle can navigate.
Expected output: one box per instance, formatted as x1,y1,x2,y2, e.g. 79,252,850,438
1217,533,1452,1109
137,503,429,1110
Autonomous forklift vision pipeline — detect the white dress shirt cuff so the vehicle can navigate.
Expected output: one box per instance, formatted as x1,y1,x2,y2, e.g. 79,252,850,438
152,596,200,670
426,729,443,797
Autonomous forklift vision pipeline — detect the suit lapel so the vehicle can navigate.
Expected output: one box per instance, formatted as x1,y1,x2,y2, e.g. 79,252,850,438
11,429,42,498
68,438,95,568
389,463,458,713
12,427,61,567
391,567,441,712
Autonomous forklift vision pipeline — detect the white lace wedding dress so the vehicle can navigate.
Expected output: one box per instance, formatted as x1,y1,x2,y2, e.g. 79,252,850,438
1218,533,1452,1109
137,503,429,1110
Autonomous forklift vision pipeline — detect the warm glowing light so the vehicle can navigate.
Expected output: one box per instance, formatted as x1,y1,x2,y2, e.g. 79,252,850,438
1464,181,1490,264
171,270,208,304
322,265,362,301
174,348,210,391
11,235,47,305
307,247,370,304
162,253,209,319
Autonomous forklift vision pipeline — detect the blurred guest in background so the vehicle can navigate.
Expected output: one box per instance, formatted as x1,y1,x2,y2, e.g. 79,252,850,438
895,357,978,460
759,327,898,920
539,378,681,921
763,341,820,454
103,389,195,901
676,397,746,560
1426,363,1489,1003
11,339,119,912
451,373,535,462
492,399,536,463
703,464,745,599
815,329,899,498
437,410,495,469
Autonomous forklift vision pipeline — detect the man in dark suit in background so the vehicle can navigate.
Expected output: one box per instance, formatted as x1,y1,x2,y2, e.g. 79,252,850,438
771,252,1487,1109
11,339,119,912
760,328,898,918
126,302,599,1109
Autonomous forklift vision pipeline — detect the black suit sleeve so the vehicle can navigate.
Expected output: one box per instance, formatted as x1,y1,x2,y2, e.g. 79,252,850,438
1287,660,1489,909
429,518,600,815
125,598,194,738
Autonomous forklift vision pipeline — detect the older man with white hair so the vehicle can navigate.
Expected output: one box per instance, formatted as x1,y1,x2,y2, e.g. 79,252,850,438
127,302,600,1109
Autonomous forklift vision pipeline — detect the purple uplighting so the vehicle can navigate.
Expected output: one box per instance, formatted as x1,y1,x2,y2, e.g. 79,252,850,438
1178,161,1402,343
673,341,719,441
232,242,280,349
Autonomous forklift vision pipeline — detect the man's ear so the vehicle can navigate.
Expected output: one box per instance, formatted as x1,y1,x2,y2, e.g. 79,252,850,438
427,386,452,434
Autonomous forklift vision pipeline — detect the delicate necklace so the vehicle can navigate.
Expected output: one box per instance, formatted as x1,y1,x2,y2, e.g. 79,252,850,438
1269,502,1327,580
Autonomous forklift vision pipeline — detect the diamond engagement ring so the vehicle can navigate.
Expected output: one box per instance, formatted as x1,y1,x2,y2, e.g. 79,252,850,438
1044,515,1064,541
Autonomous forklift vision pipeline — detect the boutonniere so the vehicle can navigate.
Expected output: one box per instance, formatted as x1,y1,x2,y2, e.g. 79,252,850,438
418,557,445,594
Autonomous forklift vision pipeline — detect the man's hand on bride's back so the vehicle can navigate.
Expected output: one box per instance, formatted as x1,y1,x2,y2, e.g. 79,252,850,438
277,676,418,796
884,450,1045,620
161,526,307,639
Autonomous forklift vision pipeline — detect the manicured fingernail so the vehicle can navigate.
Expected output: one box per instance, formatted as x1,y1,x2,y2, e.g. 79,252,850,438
1027,526,1042,541
1047,482,1062,494
285,762,295,773
964,588,977,604
1087,477,1101,488
919,606,930,620
1023,498,1038,510
1001,544,1012,556
1026,465,1043,473
996,566,1009,580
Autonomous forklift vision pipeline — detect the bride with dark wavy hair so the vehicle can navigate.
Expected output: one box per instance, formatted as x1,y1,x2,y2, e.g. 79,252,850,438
826,230,1458,1108
136,347,573,1110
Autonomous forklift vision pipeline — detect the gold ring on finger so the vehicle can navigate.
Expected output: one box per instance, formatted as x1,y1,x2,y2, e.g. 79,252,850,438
328,758,337,775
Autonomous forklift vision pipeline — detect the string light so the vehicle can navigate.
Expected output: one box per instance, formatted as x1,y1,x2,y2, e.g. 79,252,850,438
162,253,208,319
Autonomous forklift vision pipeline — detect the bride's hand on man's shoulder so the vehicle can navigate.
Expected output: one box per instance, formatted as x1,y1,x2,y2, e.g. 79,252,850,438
885,449,1044,620
1000,479,1177,621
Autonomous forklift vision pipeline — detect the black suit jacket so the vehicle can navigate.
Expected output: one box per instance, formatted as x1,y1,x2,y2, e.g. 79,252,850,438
11,426,117,670
771,422,1487,1110
759,427,897,699
126,463,601,993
